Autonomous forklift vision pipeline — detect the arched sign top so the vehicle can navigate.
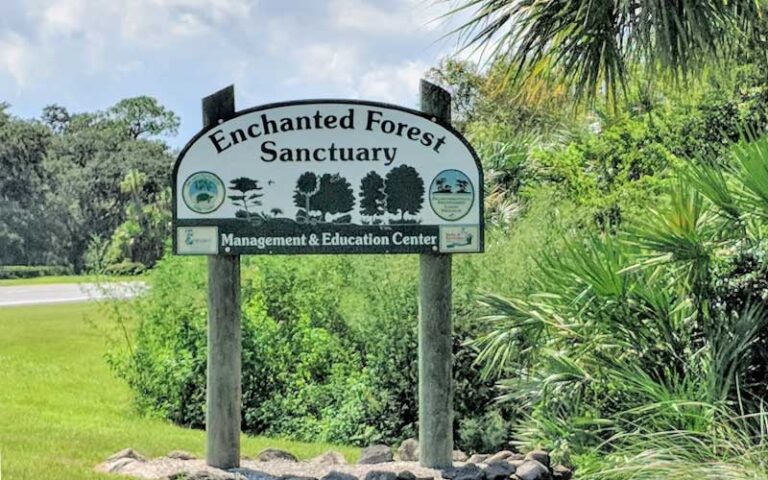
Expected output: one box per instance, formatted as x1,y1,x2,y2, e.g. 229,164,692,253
172,99,484,255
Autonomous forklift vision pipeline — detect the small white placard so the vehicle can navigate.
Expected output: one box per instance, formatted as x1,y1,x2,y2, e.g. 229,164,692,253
439,226,480,253
177,226,218,254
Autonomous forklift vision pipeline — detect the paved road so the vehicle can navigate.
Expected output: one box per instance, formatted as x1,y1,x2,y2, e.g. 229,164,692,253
0,282,147,307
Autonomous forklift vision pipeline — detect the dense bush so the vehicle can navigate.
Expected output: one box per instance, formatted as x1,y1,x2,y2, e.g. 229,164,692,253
473,136,768,469
0,265,73,279
105,190,578,450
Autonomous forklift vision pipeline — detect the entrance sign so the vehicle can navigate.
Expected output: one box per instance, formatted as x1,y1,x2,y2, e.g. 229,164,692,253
172,100,483,255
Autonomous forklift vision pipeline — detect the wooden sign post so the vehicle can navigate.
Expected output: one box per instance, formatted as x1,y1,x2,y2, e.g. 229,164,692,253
418,80,454,469
202,86,242,469
173,82,482,471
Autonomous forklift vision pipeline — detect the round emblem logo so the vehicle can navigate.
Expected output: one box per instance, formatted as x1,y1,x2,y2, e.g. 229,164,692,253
429,169,474,221
182,171,225,214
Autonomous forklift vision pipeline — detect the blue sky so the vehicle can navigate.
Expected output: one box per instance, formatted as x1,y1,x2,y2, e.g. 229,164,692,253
0,0,474,147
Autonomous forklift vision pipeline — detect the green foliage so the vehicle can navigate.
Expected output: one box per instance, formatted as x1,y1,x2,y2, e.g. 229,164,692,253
473,135,768,468
106,204,578,449
450,0,767,103
0,98,176,271
0,265,73,279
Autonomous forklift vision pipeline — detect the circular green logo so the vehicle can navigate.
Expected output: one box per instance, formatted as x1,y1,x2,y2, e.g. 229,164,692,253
429,169,474,221
182,172,225,214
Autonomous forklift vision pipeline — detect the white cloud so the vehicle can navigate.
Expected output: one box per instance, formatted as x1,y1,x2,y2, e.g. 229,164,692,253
357,60,428,104
0,33,34,87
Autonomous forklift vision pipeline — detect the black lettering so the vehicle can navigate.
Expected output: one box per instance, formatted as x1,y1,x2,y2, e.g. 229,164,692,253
407,126,421,141
230,128,247,145
340,109,354,129
421,132,434,147
383,148,397,166
296,116,311,130
247,123,261,138
260,141,277,161
209,129,231,153
261,114,277,135
433,136,446,153
366,110,383,131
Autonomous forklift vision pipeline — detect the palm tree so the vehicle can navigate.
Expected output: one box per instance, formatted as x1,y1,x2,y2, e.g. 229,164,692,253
449,0,766,102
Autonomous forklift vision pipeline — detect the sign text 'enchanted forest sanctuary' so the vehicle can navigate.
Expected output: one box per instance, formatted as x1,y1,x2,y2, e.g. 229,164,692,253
172,100,484,255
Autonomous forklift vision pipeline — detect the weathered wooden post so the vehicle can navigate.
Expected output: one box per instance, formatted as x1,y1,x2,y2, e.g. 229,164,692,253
202,86,241,469
418,80,454,469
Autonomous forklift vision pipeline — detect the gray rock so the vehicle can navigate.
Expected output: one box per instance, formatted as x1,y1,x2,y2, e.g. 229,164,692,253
358,445,394,464
280,476,317,480
397,439,420,462
107,448,148,462
467,454,490,464
509,460,525,469
453,450,469,462
103,458,137,473
311,451,347,465
508,454,525,462
397,471,417,480
320,472,357,480
168,471,237,480
229,469,280,480
524,451,549,470
551,465,572,480
441,463,486,480
257,449,298,462
168,450,198,460
482,460,516,480
515,461,551,480
364,471,397,480
485,451,514,464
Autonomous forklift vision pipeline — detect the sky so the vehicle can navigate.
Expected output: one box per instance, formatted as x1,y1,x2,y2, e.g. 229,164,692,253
0,0,476,147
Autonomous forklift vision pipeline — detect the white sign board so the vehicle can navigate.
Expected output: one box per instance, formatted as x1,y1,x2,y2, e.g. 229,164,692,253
172,100,483,255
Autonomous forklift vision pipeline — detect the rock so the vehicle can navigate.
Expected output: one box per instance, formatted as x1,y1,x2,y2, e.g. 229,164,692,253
453,450,469,462
229,469,280,480
524,451,549,469
311,451,347,465
358,445,393,464
168,471,237,480
482,460,516,480
514,461,550,480
257,449,298,462
107,448,148,462
280,476,317,480
397,471,417,480
467,454,490,464
485,451,515,464
441,463,485,480
101,457,137,474
321,472,358,480
509,460,525,469
397,439,420,462
509,454,525,461
364,471,398,480
551,465,572,480
168,450,198,460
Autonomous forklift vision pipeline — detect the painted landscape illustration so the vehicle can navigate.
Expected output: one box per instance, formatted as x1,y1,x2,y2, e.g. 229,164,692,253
227,164,426,226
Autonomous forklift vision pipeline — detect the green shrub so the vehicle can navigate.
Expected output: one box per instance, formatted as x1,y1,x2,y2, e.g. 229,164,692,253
0,265,73,279
103,261,146,276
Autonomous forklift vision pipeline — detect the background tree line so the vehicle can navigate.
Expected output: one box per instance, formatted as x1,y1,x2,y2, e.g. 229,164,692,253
0,96,178,274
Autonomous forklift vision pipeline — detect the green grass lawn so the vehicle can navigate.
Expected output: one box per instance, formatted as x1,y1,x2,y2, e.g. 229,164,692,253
0,275,142,286
0,303,359,480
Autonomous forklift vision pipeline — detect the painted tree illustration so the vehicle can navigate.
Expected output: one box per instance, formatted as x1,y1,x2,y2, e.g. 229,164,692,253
455,178,470,193
314,173,354,222
359,171,385,221
229,177,263,216
436,176,451,193
292,172,318,217
385,164,424,221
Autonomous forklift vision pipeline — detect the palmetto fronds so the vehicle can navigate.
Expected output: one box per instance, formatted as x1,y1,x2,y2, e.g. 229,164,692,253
449,0,766,102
